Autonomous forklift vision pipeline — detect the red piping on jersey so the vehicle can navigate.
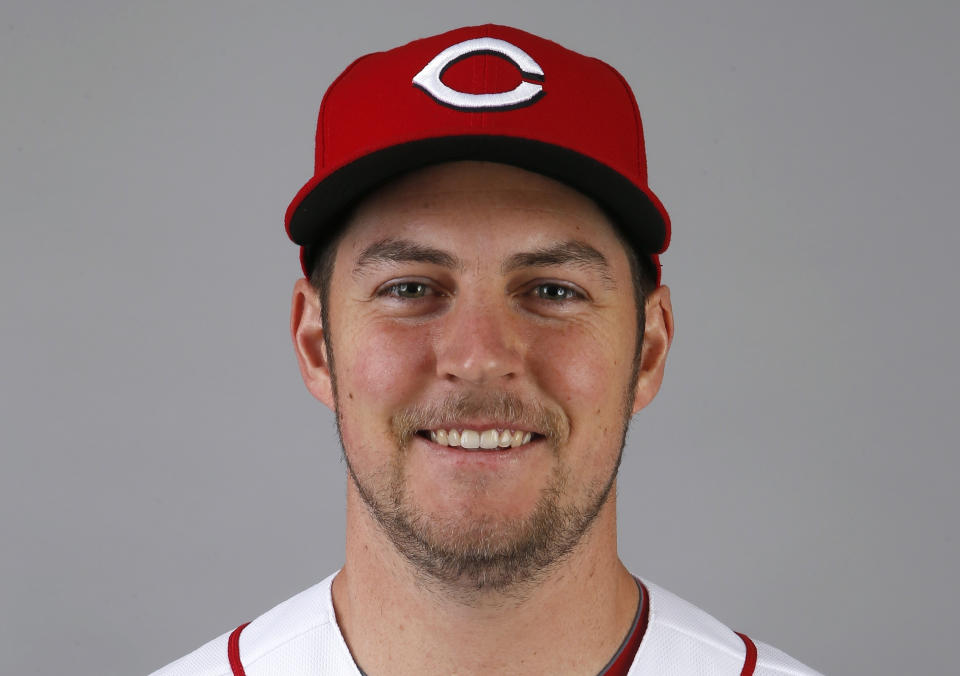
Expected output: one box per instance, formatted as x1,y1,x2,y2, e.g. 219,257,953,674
599,579,650,675
736,632,758,676
228,622,251,676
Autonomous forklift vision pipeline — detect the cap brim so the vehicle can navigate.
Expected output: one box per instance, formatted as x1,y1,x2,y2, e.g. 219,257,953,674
286,135,670,271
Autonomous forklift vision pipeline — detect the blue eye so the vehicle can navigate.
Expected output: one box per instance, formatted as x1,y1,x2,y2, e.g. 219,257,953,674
534,283,580,301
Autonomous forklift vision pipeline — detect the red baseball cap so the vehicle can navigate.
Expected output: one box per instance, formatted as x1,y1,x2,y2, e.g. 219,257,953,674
285,24,671,284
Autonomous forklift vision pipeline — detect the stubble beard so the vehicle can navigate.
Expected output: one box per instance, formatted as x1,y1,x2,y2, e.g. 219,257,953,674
334,386,632,600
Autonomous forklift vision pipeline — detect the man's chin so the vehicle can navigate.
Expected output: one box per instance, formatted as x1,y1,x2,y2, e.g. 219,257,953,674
346,440,617,596
375,482,611,596
388,512,569,594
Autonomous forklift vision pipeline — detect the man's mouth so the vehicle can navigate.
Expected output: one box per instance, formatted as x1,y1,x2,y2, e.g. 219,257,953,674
416,428,540,449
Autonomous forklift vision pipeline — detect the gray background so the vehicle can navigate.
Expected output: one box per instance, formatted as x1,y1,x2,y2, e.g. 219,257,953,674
2,2,957,674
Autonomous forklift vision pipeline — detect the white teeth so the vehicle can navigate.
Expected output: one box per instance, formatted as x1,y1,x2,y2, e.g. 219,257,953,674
426,427,537,450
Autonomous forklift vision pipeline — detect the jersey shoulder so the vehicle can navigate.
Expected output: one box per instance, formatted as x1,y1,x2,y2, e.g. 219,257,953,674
630,579,823,676
148,627,232,676
148,571,359,676
754,639,825,676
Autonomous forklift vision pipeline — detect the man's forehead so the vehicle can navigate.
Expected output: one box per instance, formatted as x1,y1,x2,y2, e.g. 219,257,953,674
350,236,617,288
341,161,626,247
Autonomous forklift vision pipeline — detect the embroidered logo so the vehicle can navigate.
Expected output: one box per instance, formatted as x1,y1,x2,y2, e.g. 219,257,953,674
412,37,545,111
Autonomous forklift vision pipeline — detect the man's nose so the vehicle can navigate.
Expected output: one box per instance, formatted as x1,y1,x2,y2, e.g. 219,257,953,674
433,295,524,385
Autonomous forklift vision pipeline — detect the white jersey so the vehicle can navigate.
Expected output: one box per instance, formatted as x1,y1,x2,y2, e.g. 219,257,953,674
150,572,822,675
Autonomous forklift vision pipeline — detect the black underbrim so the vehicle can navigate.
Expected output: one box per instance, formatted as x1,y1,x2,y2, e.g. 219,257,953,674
288,135,668,268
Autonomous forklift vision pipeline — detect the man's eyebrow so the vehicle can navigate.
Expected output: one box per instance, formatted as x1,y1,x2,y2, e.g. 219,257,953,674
352,238,462,276
501,240,616,288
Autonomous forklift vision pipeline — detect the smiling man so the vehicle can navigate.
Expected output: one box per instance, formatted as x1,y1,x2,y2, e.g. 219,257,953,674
152,25,821,676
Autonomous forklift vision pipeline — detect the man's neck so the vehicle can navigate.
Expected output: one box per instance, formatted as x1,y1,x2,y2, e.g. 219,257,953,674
332,492,638,676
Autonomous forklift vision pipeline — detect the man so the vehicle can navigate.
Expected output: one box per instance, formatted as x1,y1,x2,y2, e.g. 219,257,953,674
153,24,822,675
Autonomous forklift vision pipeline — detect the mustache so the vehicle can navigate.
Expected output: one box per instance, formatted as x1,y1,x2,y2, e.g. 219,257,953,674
391,391,570,449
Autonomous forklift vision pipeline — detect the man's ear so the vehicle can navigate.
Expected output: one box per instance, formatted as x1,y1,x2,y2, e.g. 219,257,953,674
291,277,336,410
632,285,675,414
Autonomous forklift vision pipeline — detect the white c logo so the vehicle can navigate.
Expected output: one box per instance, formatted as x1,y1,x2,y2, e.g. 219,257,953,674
412,37,545,111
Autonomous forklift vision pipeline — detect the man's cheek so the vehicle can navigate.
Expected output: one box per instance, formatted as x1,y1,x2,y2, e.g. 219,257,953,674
535,337,625,406
345,325,433,400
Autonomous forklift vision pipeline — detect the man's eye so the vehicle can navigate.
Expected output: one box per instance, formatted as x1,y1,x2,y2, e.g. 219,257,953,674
383,282,431,299
533,283,580,301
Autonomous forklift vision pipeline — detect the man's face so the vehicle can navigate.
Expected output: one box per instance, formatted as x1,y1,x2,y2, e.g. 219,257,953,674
310,161,650,593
